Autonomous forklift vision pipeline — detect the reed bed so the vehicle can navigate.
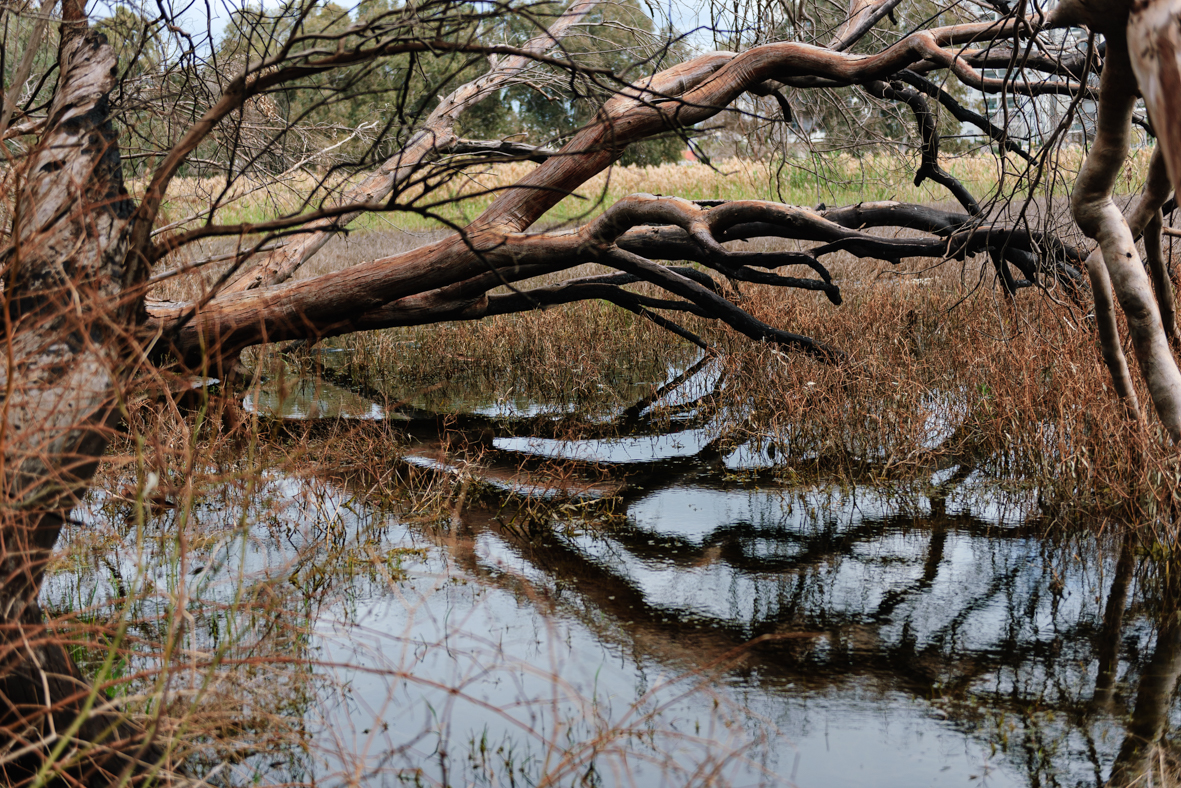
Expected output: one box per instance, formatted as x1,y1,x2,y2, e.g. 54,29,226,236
719,254,1169,516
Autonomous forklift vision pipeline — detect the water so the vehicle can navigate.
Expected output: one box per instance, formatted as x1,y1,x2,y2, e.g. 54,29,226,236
47,354,1181,787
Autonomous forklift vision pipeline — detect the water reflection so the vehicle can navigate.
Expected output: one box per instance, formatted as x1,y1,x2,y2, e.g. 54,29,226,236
48,352,1181,787
243,375,387,420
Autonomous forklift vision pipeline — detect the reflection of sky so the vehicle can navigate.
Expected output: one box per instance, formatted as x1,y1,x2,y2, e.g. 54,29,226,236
495,428,712,463
47,469,1148,787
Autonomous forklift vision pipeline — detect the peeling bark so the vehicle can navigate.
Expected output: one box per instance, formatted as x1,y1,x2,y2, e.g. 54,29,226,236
0,19,163,785
1130,0,1181,193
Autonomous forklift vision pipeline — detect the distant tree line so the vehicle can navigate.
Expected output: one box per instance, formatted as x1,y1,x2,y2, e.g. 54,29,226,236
0,0,1000,186
74,0,692,179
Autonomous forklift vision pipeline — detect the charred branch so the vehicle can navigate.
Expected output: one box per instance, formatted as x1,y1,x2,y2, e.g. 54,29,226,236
893,70,1033,163
863,78,982,215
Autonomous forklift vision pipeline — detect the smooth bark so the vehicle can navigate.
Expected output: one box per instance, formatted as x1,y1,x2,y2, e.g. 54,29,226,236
1071,39,1181,440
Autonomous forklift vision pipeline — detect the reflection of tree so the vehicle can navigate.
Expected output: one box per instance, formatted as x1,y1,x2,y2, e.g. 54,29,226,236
62,363,1181,787
60,428,1181,787
1094,535,1135,709
374,447,1175,788
41,474,401,778
281,357,1181,787
1108,570,1181,788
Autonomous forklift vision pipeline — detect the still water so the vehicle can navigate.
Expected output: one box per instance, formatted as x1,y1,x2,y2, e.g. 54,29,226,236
46,354,1181,787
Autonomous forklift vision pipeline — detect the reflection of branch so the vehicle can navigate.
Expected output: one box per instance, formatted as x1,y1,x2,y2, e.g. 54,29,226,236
620,353,715,423
1108,588,1181,787
1094,535,1136,707
426,488,1073,717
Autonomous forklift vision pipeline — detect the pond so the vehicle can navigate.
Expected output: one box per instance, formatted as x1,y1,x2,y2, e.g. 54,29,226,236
47,350,1181,787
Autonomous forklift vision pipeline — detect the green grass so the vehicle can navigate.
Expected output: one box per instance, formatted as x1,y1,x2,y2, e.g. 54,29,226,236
145,145,1155,238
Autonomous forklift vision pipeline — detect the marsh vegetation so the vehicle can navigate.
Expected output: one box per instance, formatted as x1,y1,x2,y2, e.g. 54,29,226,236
41,157,1181,785
13,0,1181,783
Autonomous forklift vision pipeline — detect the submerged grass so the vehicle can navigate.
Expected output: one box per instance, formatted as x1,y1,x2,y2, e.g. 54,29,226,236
45,406,780,786
333,274,696,418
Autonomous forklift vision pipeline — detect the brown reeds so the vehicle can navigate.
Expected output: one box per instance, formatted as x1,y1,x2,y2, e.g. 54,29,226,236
24,146,1181,786
309,230,1181,521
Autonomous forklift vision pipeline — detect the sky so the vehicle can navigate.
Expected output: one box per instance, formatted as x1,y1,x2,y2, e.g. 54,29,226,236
90,0,724,56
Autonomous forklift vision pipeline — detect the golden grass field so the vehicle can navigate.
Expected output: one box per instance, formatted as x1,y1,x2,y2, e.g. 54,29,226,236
147,145,1158,235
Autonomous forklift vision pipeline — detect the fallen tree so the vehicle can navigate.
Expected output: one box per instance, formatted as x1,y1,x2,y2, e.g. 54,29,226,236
3,0,1181,780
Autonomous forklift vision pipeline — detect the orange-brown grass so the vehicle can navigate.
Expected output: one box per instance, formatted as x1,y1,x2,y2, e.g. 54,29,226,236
709,252,1177,521
319,240,1181,523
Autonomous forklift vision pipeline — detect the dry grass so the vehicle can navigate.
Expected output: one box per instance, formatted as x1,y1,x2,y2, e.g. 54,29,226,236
721,254,1164,509
45,149,1181,786
143,145,1157,244
332,267,696,417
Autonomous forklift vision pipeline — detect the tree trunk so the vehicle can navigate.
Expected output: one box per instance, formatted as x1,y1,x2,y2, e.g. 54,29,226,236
0,9,166,783
1069,34,1181,440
